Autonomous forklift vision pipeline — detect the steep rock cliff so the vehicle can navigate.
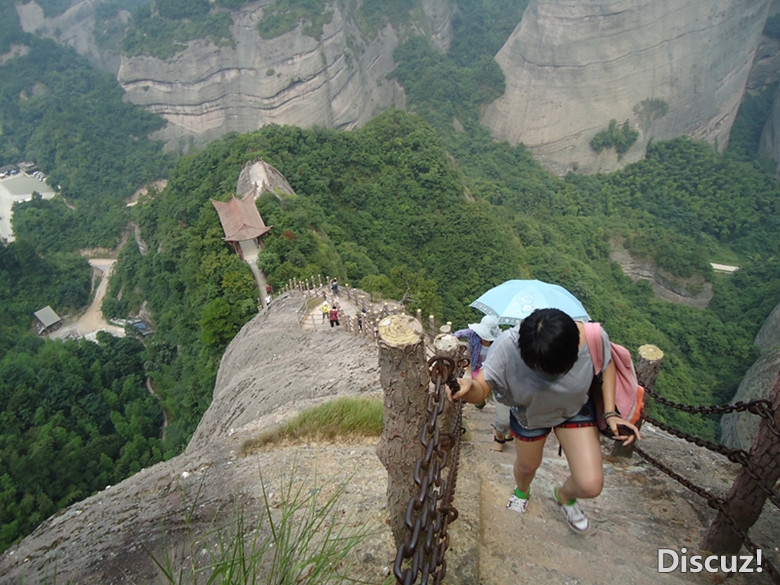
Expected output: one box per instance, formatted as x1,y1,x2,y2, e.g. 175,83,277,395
482,0,774,175
116,1,453,152
16,0,127,73
721,300,780,450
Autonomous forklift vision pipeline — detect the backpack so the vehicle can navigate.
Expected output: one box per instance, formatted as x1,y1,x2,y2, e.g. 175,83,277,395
583,322,645,432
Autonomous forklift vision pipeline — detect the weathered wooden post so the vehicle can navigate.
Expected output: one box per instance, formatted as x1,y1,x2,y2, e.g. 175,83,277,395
612,343,664,457
432,326,461,435
701,370,780,556
636,344,664,387
376,314,429,547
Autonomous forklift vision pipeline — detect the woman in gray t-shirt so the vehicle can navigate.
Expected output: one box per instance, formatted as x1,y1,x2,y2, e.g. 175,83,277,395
449,308,640,532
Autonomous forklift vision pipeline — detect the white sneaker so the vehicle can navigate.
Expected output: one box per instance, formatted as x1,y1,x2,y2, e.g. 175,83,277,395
553,488,589,532
507,493,529,514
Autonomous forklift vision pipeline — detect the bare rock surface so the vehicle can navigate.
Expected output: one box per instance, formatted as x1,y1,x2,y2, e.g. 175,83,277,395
1,291,778,584
482,0,774,175
609,240,713,308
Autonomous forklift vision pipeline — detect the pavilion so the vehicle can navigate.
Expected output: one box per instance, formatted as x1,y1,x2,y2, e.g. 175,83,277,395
211,196,272,259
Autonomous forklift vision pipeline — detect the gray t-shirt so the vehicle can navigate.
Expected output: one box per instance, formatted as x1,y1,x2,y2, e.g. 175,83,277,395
482,324,611,429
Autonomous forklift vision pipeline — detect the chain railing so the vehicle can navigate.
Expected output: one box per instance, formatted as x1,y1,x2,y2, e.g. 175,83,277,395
289,282,779,582
637,386,779,582
393,354,468,585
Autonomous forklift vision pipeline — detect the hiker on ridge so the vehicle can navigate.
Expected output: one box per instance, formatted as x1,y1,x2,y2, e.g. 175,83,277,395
449,308,640,533
453,315,511,451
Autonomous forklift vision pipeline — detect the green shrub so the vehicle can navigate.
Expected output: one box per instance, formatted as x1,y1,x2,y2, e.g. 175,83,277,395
590,119,639,156
257,0,333,40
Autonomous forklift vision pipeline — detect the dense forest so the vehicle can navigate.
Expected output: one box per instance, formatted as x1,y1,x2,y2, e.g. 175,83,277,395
1,0,779,554
0,3,172,551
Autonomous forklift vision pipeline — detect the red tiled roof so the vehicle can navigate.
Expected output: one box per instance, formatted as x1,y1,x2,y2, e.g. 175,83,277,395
211,196,272,242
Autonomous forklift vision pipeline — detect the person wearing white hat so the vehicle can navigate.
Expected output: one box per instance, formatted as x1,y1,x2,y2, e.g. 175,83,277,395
454,315,511,451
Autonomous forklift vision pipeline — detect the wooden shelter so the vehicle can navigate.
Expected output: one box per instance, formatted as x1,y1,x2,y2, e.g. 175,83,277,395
33,305,61,335
211,196,272,259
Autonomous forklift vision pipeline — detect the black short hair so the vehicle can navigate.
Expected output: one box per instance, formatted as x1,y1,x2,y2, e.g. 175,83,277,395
518,308,579,375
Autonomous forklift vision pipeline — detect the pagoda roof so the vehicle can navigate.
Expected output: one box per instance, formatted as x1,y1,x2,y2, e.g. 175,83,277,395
211,196,272,242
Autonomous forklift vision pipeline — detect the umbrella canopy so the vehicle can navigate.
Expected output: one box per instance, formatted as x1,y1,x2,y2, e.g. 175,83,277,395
470,279,590,325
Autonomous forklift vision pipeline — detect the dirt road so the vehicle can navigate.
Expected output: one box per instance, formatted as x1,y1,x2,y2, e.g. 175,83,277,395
49,258,125,340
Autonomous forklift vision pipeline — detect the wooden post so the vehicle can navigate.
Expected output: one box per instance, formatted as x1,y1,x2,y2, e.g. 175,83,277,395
636,344,664,387
701,370,780,555
376,315,429,547
612,344,664,458
432,329,461,435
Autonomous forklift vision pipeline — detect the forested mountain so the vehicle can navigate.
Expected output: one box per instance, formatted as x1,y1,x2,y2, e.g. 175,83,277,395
1,0,779,555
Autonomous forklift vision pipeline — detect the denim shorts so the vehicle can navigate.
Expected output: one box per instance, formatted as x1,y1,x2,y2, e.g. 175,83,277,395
510,398,597,442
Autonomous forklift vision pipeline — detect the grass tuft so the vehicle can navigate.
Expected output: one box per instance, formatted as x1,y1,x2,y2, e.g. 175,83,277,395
241,396,383,455
147,464,375,584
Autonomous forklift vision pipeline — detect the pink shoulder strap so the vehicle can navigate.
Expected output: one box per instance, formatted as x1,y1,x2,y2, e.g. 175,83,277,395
583,322,604,374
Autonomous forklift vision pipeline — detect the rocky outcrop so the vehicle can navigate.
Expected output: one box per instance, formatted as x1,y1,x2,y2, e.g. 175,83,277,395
236,160,295,200
14,0,455,153
116,1,455,153
2,291,777,584
609,240,713,308
482,0,774,175
16,0,127,73
720,299,780,450
755,301,780,351
721,348,780,450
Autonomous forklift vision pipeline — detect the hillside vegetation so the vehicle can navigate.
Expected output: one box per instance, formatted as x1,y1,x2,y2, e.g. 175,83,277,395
0,0,778,556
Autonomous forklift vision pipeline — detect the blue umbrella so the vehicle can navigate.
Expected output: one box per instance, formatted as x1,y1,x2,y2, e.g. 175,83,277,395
470,279,590,325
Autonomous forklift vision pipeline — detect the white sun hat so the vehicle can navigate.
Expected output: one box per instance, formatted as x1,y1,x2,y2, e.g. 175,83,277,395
468,315,501,342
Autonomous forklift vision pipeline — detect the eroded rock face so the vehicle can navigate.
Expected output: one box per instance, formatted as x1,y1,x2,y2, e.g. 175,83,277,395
721,348,780,450
236,160,296,200
115,1,457,153
755,301,780,351
482,0,774,175
16,0,127,73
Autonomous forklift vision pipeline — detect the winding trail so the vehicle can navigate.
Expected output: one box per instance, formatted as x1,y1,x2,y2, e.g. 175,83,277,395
48,258,125,340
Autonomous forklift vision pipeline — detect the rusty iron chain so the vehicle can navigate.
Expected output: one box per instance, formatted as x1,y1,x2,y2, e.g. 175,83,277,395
643,387,779,437
393,353,466,585
637,385,780,582
642,413,780,509
634,444,780,583
391,345,779,584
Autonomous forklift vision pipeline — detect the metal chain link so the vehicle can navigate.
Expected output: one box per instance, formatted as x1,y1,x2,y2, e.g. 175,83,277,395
393,354,465,585
634,444,780,583
643,387,779,437
642,413,780,509
390,348,779,584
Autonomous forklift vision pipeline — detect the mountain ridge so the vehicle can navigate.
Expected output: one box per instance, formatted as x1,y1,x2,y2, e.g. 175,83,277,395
16,0,780,172
0,291,776,584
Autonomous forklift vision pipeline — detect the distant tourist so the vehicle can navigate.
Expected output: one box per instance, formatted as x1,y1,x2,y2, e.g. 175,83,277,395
321,302,329,322
331,278,339,297
265,294,272,307
328,305,340,327
453,315,507,450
